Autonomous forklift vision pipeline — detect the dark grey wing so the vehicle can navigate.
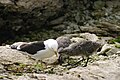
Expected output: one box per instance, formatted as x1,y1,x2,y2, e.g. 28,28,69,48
63,41,101,56
80,41,101,53
20,41,45,54
76,41,101,56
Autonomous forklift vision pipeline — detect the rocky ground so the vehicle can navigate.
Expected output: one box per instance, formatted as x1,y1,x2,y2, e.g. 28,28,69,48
0,33,120,80
0,0,120,45
0,0,120,80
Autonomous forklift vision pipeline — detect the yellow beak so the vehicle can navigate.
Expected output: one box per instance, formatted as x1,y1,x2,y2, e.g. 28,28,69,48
54,51,59,57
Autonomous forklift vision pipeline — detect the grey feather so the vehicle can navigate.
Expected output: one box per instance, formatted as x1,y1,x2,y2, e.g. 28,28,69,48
59,41,101,57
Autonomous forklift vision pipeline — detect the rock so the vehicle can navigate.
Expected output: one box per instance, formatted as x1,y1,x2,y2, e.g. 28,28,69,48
80,33,99,42
67,55,120,80
0,46,35,64
106,1,120,8
97,42,120,56
93,1,105,10
52,24,66,31
70,37,86,43
116,51,120,56
0,0,120,44
99,37,113,42
46,16,67,26
106,47,120,56
80,22,120,36
98,22,120,32
0,0,63,12
11,73,80,80
47,74,80,80
42,55,58,65
80,26,107,35
114,42,120,48
96,22,120,36
97,44,114,55
106,1,114,8
0,0,64,44
91,10,106,19
63,22,81,33
0,64,5,73
16,75,32,80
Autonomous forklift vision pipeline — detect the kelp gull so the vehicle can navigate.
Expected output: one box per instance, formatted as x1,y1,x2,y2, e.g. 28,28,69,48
10,39,58,60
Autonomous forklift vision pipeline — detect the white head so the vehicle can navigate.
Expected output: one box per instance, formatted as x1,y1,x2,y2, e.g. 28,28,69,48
44,39,58,56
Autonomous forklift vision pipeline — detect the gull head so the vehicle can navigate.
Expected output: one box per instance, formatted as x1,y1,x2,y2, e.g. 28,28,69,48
44,39,59,57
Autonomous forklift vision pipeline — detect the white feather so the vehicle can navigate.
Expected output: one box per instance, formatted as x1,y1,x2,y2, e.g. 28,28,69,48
32,48,55,60
32,39,58,60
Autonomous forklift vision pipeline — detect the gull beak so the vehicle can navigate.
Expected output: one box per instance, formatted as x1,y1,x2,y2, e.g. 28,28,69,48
54,51,59,57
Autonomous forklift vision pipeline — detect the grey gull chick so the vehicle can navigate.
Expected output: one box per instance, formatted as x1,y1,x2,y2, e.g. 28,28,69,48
56,36,71,51
58,40,101,66
10,39,59,60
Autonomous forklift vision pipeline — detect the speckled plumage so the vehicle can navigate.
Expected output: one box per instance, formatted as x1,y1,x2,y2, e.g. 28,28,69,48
58,40,101,66
59,41,101,57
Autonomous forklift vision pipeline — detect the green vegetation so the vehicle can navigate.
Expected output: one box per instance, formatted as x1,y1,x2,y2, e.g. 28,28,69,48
109,36,120,44
3,62,46,75
109,36,120,48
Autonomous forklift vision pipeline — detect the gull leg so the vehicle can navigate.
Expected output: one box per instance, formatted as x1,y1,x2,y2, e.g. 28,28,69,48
83,57,89,67
72,56,89,67
58,54,70,65
71,56,84,66
58,54,63,65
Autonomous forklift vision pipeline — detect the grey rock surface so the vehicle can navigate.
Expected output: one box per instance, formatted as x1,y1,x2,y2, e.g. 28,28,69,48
67,55,120,80
0,46,35,64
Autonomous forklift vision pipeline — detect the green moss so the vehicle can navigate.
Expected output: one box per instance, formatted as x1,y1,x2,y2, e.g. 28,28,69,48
4,62,47,74
34,62,46,71
108,36,120,49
